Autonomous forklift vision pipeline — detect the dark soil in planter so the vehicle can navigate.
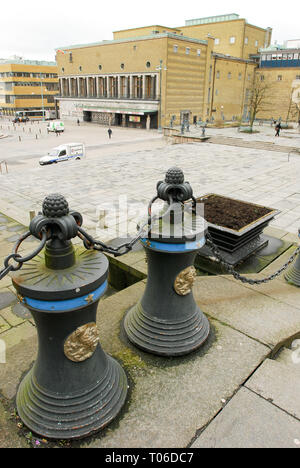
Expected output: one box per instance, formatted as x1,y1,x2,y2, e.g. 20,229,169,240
199,195,272,230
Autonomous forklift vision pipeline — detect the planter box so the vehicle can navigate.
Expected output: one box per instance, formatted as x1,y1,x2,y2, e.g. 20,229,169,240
196,194,280,267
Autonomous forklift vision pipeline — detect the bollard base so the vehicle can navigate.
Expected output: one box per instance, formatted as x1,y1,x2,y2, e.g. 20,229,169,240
124,302,210,357
285,253,300,287
16,356,128,440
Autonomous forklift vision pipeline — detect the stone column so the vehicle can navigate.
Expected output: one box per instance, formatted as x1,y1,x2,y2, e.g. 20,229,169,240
68,78,72,96
151,75,156,99
117,75,121,98
146,114,151,130
129,75,133,99
86,77,90,97
107,76,111,98
142,75,147,100
156,73,160,100
96,77,100,97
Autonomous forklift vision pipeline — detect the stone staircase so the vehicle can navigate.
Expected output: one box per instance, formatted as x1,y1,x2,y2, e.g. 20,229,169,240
209,136,299,154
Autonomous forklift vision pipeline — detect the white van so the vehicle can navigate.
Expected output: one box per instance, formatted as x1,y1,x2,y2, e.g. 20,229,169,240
39,143,85,166
47,121,65,133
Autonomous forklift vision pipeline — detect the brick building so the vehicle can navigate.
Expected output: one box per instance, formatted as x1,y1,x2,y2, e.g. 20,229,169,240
0,58,59,117
55,14,275,128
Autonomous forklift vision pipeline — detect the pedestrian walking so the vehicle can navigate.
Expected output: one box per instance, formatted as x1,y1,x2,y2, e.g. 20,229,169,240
108,128,112,139
77,119,80,126
275,122,281,137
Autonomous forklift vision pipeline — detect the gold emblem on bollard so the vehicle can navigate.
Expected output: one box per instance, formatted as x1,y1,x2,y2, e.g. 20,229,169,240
64,323,99,362
174,266,197,296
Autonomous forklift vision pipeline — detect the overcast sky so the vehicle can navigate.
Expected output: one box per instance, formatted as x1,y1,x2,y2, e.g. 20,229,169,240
1,0,299,61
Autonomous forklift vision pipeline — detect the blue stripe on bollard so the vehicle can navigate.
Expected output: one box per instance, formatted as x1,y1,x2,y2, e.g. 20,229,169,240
140,238,205,252
24,281,108,312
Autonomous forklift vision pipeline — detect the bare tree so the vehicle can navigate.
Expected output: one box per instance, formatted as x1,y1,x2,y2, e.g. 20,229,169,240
248,73,272,130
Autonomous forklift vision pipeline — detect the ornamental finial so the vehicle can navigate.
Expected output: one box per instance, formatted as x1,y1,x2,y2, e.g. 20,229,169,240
42,194,69,218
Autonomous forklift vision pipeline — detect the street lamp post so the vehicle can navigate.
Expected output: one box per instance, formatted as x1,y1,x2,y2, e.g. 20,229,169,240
40,74,45,121
156,60,167,132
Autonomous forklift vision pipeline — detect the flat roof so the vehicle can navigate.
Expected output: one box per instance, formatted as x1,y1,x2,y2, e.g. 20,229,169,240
185,14,240,26
0,58,56,66
56,32,207,51
113,25,181,33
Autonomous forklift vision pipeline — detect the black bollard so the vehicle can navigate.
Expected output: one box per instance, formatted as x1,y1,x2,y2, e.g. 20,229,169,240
285,230,300,286
12,194,128,440
124,167,210,356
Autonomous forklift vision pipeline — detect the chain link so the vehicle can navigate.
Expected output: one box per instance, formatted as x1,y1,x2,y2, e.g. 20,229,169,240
76,202,177,257
205,231,300,285
77,219,152,257
0,229,48,281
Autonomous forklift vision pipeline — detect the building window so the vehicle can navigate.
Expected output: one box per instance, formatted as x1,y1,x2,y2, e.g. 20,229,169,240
186,47,190,55
216,71,220,79
146,61,151,68
296,75,300,80
215,89,219,96
98,65,102,70
61,68,64,72
238,73,242,80
173,45,178,53
121,63,125,70
245,37,248,45
277,75,282,81
133,45,137,51
215,38,220,45
197,49,201,56
260,75,265,81
79,66,82,71
230,36,235,44
228,72,232,79
255,40,258,47
69,53,73,63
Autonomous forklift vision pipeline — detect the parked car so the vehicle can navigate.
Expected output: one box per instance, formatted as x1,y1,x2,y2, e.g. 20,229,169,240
39,143,85,166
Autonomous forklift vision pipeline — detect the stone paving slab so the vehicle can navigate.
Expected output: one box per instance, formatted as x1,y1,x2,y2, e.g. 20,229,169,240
191,387,300,449
0,280,269,448
82,282,269,448
276,348,300,374
193,276,300,351
245,358,300,419
0,400,28,448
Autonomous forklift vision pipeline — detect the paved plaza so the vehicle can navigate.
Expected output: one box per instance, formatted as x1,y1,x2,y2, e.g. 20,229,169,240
0,119,300,448
0,119,300,237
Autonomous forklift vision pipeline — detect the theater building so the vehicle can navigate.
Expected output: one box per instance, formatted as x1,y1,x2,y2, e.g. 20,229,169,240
55,14,272,128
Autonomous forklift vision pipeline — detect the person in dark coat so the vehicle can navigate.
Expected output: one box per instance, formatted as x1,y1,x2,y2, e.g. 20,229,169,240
275,122,281,137
108,128,112,139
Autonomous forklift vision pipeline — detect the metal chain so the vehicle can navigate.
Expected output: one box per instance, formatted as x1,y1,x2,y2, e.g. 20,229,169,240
77,218,151,257
77,201,178,257
0,229,48,281
205,231,300,285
